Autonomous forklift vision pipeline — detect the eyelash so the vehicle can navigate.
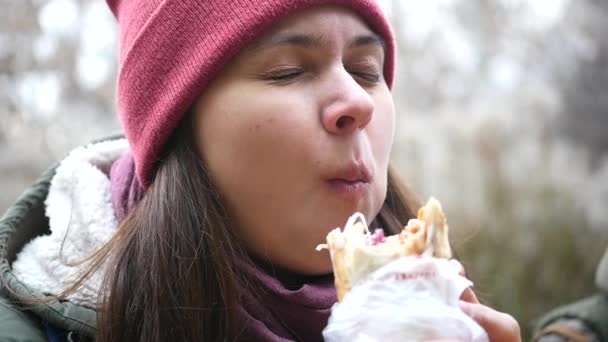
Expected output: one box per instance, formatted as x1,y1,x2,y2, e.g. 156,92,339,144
350,71,380,84
261,66,381,84
348,61,381,84
262,67,305,83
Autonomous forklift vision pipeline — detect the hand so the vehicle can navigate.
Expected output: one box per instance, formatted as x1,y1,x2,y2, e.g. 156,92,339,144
459,288,521,342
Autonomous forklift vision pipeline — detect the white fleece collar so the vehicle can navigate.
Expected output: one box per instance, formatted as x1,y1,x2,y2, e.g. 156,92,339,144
11,139,129,308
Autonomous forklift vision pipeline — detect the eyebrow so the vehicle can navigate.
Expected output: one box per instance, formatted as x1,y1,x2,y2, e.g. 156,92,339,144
349,34,386,50
248,32,386,52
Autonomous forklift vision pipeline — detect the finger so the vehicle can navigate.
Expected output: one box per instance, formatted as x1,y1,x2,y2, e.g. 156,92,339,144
460,301,521,342
460,287,479,304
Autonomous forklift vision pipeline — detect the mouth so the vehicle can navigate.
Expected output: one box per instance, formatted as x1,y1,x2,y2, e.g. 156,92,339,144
324,162,372,198
326,179,370,195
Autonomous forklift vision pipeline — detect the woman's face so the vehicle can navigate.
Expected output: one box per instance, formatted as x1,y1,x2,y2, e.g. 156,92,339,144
193,6,395,274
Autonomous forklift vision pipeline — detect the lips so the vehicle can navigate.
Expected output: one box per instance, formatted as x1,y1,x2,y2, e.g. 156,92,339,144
325,162,372,198
328,162,372,183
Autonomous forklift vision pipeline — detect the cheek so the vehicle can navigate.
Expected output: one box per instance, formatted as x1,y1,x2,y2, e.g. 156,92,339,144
194,88,322,268
198,108,306,183
371,90,396,166
194,86,283,174
369,90,395,210
194,83,262,200
193,84,314,217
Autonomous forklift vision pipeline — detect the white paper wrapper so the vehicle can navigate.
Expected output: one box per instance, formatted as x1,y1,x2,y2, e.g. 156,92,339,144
323,257,489,342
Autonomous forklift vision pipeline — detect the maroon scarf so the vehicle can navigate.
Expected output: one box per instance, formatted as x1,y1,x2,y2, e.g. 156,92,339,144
110,152,336,341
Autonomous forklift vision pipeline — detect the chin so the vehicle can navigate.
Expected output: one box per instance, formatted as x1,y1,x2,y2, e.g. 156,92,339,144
310,257,334,275
285,251,334,276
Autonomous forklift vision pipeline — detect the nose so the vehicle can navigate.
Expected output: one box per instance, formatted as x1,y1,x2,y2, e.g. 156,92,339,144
321,68,374,135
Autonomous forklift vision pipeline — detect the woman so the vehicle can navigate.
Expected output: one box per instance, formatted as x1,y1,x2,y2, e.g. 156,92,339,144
0,0,520,341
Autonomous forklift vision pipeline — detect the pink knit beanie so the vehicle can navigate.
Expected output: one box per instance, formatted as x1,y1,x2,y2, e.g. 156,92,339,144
106,0,396,188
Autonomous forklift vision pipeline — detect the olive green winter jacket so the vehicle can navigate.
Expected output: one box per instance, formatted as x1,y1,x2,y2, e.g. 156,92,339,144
0,165,97,341
533,249,608,341
0,136,126,341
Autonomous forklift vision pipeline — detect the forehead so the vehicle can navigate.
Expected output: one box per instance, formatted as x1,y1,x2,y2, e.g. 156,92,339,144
273,5,371,32
248,5,382,50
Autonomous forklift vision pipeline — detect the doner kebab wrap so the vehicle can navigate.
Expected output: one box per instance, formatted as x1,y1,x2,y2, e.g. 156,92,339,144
317,197,489,342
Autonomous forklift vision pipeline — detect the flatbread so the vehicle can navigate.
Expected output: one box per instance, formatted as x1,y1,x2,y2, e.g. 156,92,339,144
317,197,452,301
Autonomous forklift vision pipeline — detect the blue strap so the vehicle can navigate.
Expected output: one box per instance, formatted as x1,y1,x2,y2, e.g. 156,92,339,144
42,320,68,342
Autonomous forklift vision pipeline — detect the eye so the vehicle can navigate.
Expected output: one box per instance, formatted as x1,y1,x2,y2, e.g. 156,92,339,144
350,71,381,84
261,66,305,83
347,60,382,85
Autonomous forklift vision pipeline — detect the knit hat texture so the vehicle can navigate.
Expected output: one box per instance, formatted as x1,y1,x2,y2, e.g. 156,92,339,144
106,0,396,188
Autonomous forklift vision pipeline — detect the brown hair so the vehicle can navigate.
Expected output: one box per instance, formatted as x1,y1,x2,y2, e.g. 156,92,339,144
54,117,421,341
